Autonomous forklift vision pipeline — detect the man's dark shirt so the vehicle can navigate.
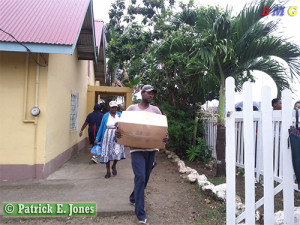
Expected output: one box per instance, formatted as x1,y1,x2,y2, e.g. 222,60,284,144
85,111,104,135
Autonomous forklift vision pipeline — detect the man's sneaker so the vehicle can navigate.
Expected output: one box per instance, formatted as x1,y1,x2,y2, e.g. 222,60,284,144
152,162,157,169
91,156,98,164
139,219,149,224
130,201,135,206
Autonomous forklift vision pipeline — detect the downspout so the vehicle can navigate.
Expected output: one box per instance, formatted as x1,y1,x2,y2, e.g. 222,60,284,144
34,54,40,115
33,53,40,178
23,53,35,123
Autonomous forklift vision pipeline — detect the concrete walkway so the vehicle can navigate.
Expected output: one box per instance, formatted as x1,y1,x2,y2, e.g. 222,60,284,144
0,147,134,216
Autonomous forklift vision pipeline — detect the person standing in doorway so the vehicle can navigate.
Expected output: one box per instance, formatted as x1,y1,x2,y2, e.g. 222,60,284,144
116,85,168,224
79,104,103,164
95,101,125,178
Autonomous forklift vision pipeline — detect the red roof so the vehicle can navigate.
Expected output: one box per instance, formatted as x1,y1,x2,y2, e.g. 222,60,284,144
0,0,90,45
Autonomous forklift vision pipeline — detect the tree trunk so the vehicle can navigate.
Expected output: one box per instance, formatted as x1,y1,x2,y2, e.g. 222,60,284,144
193,112,199,146
170,89,176,107
216,57,226,177
216,123,226,177
165,70,176,107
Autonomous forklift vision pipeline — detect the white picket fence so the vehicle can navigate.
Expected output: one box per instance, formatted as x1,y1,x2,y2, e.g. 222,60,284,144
203,102,291,185
225,77,295,224
203,116,217,158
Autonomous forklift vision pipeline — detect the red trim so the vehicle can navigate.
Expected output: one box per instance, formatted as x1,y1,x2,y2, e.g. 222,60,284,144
93,123,96,138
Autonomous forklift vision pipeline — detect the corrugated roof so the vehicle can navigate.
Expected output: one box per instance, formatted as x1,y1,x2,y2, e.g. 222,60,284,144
0,0,90,45
94,20,107,83
94,20,104,56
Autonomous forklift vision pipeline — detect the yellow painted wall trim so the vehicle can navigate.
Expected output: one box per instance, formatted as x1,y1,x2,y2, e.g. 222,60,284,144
88,86,133,94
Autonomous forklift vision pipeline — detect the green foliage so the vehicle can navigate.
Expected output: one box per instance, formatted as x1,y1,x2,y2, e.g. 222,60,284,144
220,203,226,213
160,102,195,157
124,75,141,88
237,167,245,175
179,0,300,122
105,0,300,163
208,177,226,186
186,137,211,163
132,95,141,104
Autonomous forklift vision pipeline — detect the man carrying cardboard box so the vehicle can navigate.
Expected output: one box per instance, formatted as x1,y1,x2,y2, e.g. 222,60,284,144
116,85,168,225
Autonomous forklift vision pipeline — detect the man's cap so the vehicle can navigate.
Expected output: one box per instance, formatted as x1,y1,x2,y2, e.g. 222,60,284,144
109,101,118,107
141,85,157,93
94,104,101,110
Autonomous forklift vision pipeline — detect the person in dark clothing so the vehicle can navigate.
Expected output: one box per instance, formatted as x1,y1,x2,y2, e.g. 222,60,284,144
79,104,104,163
272,98,282,110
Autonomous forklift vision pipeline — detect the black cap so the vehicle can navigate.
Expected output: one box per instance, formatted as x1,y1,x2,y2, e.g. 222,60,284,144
141,85,157,93
94,104,101,110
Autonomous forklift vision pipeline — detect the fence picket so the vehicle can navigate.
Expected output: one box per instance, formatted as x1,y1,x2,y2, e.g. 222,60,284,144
255,113,263,181
204,117,217,159
226,77,236,225
236,121,242,166
241,122,244,165
243,82,255,225
281,89,294,224
261,86,274,225
273,115,280,177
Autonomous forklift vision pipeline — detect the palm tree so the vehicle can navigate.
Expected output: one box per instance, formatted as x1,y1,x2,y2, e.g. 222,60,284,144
178,0,300,176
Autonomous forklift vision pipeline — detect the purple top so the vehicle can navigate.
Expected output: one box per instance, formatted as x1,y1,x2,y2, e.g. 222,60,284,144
126,104,161,115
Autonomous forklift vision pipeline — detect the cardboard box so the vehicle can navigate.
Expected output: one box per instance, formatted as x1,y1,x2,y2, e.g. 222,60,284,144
117,111,168,149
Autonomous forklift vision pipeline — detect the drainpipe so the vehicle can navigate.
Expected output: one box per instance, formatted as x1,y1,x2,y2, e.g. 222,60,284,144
33,53,40,178
34,54,40,115
23,53,35,123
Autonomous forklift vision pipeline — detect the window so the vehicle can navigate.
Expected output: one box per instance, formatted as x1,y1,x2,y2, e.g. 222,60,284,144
70,91,79,131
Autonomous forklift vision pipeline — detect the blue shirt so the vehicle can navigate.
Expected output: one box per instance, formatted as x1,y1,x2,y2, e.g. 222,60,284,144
95,111,121,142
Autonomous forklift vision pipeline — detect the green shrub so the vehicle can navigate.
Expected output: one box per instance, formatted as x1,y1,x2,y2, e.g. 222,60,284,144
237,168,245,175
186,137,211,163
160,103,195,157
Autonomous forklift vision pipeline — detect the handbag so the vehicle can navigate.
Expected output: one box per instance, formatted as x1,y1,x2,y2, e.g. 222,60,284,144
91,142,102,156
288,109,300,189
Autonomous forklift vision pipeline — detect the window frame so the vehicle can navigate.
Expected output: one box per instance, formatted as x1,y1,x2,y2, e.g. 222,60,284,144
70,90,79,132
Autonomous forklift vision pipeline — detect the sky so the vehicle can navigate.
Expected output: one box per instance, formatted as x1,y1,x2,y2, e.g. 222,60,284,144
92,0,300,105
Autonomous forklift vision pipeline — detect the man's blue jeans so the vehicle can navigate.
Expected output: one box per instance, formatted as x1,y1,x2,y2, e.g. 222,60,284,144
130,151,156,221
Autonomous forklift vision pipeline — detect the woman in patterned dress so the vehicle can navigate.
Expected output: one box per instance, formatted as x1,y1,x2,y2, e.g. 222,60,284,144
95,101,125,178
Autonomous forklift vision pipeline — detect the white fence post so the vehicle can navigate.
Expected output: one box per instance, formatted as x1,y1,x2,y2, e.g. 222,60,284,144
226,77,236,224
281,89,294,224
261,86,274,224
243,82,255,224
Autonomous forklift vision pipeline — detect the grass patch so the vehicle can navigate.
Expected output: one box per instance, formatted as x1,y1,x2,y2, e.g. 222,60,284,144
195,218,211,225
208,177,226,185
206,208,223,219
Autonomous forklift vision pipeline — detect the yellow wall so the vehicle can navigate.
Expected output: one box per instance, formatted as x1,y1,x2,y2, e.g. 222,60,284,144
0,52,48,165
45,50,95,163
0,50,95,165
